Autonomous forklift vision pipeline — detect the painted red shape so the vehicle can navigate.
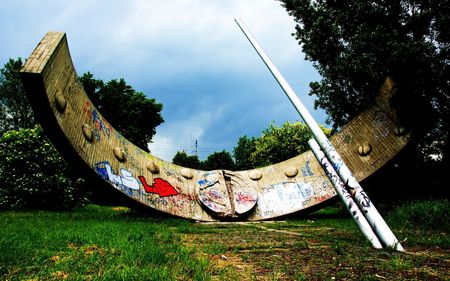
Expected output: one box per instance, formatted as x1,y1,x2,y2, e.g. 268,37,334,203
236,192,256,204
139,176,179,197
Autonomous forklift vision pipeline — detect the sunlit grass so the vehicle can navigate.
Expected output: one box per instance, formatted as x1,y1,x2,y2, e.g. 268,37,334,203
0,203,448,280
0,205,210,280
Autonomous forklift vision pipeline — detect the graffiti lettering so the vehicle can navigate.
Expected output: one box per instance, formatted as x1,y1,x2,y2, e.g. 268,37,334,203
95,161,139,190
164,169,184,183
139,177,179,197
372,110,391,141
343,133,352,144
370,159,382,169
236,192,257,205
301,161,314,177
358,192,372,208
197,172,219,190
84,101,112,141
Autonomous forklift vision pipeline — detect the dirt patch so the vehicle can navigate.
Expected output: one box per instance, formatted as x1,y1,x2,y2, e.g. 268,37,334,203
182,221,450,280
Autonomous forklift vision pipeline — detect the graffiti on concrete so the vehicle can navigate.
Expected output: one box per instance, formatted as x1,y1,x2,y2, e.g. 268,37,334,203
84,101,112,141
198,172,219,190
235,191,257,205
95,161,139,191
139,176,179,197
301,161,314,177
234,190,258,214
372,110,391,142
197,171,231,215
163,164,185,183
257,181,314,217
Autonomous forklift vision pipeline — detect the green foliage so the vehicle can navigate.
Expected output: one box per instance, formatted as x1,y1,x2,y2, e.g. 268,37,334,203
278,0,449,131
232,121,330,169
0,58,36,133
233,135,256,170
251,121,330,167
0,126,86,210
80,72,164,152
202,150,236,171
386,200,450,232
0,60,165,209
278,0,450,195
172,150,236,171
172,151,202,169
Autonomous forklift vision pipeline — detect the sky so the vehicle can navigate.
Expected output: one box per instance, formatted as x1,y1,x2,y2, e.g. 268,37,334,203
0,0,326,161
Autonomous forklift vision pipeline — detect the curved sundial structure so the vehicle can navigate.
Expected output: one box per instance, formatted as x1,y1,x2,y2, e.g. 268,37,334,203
20,32,410,221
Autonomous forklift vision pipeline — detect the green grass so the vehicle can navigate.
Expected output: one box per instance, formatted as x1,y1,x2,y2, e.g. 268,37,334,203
386,199,450,247
0,205,211,280
0,203,448,280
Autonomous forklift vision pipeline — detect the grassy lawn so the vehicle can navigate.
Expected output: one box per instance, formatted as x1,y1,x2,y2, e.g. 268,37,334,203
0,204,448,280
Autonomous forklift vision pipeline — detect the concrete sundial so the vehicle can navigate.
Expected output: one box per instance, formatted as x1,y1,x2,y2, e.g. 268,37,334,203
20,32,409,223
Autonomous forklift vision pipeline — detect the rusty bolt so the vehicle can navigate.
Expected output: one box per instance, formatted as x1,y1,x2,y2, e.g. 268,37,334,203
82,124,94,142
113,147,126,162
55,91,66,113
181,168,193,179
357,143,372,156
394,125,406,136
249,170,262,181
285,167,299,178
146,161,160,174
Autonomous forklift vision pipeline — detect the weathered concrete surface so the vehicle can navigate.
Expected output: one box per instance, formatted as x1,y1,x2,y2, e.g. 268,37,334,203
20,32,410,221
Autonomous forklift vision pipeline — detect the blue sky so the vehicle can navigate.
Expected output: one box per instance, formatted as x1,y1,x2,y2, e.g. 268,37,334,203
0,0,326,161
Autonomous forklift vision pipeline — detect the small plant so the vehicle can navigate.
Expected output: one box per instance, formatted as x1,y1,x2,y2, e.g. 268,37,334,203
387,200,450,232
293,269,306,281
387,255,413,270
332,242,345,255
293,240,309,250
203,243,227,255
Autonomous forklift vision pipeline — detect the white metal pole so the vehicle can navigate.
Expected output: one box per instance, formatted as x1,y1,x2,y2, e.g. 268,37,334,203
235,17,404,251
308,139,383,249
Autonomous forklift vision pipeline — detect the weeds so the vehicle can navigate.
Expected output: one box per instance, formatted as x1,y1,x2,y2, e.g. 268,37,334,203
387,199,450,231
1,203,448,280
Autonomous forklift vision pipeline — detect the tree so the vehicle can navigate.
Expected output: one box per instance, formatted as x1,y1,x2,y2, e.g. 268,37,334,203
278,1,449,131
233,135,256,170
250,121,331,167
172,151,202,169
0,58,36,134
0,126,87,210
80,72,164,152
0,59,166,209
202,150,236,171
278,0,450,200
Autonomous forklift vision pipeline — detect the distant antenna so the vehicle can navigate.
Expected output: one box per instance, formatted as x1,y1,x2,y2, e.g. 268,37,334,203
194,140,198,157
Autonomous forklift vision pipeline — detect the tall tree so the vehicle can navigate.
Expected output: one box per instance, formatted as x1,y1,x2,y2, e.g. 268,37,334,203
0,58,36,134
233,135,257,170
80,72,164,152
278,1,449,132
202,150,236,171
172,151,202,169
278,0,450,199
250,121,330,167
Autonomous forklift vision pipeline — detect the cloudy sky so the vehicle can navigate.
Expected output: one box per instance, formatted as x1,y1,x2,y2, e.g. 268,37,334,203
0,0,326,161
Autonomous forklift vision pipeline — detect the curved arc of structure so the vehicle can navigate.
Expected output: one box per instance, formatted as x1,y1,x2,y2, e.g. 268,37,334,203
20,32,410,221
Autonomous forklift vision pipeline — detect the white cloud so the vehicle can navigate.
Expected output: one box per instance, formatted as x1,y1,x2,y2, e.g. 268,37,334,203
1,0,326,164
149,103,227,161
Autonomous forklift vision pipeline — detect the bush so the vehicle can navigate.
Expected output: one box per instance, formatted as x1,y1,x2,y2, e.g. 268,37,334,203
0,125,87,210
386,200,450,232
